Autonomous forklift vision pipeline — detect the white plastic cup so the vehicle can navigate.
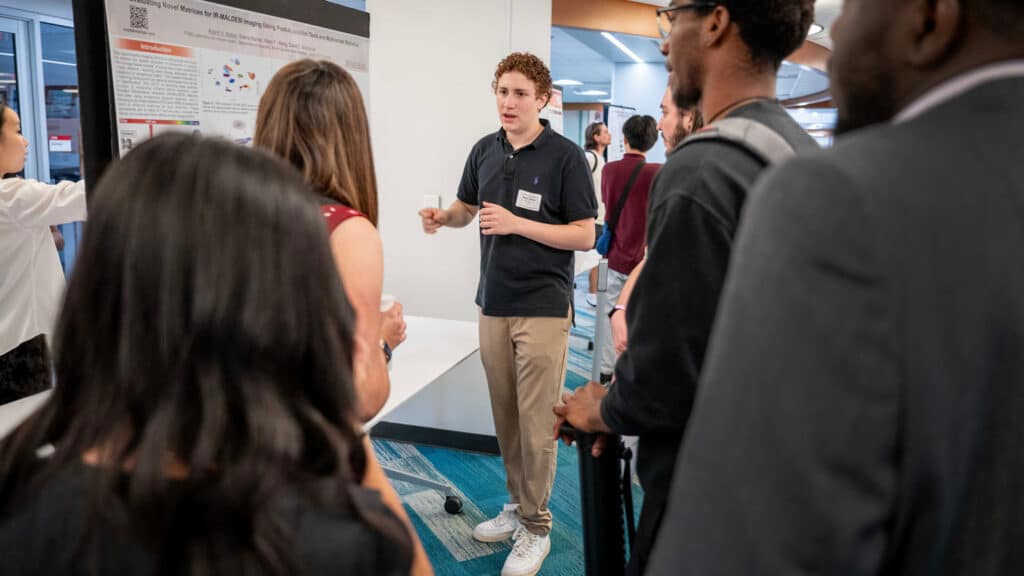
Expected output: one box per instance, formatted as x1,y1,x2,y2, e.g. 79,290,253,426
380,293,396,313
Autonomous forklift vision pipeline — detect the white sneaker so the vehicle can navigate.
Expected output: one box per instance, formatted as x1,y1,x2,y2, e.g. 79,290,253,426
501,526,551,576
473,504,521,543
585,293,598,307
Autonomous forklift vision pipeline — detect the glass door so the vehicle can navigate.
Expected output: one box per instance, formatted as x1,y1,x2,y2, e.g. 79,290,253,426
40,21,84,276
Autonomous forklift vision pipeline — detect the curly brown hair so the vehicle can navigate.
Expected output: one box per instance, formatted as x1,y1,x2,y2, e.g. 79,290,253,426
492,52,552,104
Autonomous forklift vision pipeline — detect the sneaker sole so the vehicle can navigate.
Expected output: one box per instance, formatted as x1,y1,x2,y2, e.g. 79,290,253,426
501,542,550,576
472,530,516,543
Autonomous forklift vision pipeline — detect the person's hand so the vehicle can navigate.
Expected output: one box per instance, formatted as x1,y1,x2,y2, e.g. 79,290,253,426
479,202,521,236
552,382,610,454
611,308,628,354
50,226,65,251
419,207,448,234
381,301,407,350
589,434,610,458
553,412,574,447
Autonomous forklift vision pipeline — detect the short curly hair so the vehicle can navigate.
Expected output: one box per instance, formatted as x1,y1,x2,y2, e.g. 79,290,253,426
492,52,553,102
718,0,815,68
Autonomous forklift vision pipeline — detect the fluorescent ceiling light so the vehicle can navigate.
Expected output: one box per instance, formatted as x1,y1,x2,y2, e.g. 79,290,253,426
553,79,583,86
43,59,76,67
576,89,609,96
601,32,644,64
808,23,824,35
63,88,78,94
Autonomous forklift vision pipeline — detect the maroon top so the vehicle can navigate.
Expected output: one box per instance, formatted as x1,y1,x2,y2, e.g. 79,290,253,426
321,203,366,233
601,153,661,275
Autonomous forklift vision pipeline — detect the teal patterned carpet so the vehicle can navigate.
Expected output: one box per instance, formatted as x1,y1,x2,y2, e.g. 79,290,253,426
371,274,642,575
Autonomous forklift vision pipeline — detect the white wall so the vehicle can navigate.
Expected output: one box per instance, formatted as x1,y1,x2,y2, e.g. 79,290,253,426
564,109,583,148
369,0,551,323
367,0,551,437
611,62,668,164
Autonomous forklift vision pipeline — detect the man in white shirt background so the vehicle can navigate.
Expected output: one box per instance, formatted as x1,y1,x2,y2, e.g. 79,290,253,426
0,103,87,404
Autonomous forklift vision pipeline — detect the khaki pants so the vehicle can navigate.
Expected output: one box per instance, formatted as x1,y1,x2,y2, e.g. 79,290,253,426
479,309,571,536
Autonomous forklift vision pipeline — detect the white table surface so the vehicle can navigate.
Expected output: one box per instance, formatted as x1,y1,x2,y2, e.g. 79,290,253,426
366,315,480,428
0,316,480,438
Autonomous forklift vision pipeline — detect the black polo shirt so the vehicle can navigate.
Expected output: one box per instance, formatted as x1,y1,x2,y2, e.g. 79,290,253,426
458,119,597,317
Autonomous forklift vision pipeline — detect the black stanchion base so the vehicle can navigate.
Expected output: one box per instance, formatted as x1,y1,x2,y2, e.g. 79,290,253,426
563,425,628,576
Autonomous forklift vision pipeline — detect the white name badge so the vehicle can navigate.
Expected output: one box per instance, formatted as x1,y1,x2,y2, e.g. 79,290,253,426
516,189,543,212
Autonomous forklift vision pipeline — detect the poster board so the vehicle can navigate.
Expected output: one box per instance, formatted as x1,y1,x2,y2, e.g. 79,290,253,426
541,86,563,135
605,104,635,162
73,0,370,190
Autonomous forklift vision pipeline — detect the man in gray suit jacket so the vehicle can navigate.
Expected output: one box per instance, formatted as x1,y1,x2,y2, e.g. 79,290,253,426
648,0,1024,574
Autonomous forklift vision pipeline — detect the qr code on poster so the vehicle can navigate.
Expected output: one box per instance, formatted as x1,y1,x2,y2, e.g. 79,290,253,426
129,6,149,30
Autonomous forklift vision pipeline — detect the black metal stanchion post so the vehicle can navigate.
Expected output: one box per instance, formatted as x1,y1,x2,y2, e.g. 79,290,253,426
564,425,626,576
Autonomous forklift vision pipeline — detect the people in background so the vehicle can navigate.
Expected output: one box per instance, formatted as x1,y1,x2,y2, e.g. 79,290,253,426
0,134,430,575
419,52,596,576
596,115,660,383
657,86,701,152
255,59,406,423
649,0,1024,573
555,0,817,573
0,103,86,405
583,121,611,307
610,89,703,357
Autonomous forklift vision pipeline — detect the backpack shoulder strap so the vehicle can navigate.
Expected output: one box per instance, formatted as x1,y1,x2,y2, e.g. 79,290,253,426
586,150,599,173
679,117,797,166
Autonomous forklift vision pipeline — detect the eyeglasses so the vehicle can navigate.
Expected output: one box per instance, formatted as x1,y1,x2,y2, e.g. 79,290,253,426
656,2,718,39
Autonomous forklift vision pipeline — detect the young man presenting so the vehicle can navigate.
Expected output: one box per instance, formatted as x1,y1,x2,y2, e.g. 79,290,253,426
419,52,596,576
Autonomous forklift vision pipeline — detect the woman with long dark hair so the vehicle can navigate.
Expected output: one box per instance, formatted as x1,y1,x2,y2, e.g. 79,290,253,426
0,133,429,575
255,60,403,423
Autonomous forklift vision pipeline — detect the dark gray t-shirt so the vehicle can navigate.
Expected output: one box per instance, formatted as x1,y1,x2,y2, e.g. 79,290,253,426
458,120,597,317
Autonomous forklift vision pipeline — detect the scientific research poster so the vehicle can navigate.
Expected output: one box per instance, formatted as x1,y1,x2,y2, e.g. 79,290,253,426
541,87,563,135
606,105,635,162
104,0,369,155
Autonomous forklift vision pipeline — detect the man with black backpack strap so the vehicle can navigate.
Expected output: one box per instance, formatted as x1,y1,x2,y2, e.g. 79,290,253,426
554,0,817,573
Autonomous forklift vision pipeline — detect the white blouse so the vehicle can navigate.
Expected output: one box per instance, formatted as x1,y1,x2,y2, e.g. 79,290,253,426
587,150,606,224
0,178,87,356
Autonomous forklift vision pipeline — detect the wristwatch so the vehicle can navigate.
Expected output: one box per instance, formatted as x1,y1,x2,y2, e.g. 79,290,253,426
608,304,626,319
380,339,393,363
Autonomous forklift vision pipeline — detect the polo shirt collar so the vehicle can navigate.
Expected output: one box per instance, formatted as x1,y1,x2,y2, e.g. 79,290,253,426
498,119,553,151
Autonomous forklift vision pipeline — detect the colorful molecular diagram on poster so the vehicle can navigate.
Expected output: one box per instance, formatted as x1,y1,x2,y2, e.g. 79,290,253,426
208,58,257,94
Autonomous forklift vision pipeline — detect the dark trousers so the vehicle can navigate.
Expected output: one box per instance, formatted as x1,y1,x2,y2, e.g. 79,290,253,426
0,335,51,405
626,487,668,576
